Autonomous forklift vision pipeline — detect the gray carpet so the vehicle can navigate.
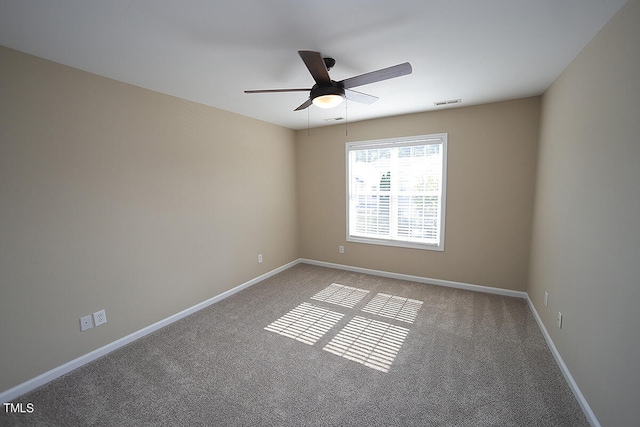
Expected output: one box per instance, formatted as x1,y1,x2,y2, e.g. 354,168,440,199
1,263,589,426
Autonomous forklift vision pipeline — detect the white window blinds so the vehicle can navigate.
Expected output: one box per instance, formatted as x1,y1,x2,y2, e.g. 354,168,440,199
346,134,447,251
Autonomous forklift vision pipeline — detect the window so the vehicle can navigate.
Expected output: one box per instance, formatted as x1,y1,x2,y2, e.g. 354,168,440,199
346,133,447,251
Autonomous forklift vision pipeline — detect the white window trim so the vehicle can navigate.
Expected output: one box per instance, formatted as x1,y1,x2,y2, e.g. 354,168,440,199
345,133,448,251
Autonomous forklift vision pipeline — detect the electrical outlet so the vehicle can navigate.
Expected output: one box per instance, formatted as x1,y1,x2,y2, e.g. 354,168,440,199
80,315,93,331
93,309,107,327
544,292,549,307
557,312,563,329
258,253,263,263
339,245,345,254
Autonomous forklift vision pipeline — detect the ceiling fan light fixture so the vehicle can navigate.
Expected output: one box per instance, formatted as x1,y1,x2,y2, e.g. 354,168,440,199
312,93,344,109
310,84,345,109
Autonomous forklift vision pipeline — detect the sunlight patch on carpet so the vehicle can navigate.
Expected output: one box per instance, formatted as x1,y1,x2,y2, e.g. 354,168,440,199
264,303,344,345
310,283,370,308
361,293,423,324
323,316,409,373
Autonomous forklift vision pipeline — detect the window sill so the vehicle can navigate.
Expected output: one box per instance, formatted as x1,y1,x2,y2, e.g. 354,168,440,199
347,235,444,252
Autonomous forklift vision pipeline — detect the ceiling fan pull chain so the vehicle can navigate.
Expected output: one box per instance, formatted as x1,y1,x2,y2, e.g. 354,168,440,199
345,99,348,137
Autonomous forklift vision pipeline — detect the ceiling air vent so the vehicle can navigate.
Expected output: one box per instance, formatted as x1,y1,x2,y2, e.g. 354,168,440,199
434,99,461,106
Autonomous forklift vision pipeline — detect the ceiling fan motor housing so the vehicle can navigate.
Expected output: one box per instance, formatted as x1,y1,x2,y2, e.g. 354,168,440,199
310,82,345,100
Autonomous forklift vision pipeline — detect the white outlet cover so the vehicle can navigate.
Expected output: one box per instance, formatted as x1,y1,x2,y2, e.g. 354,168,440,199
557,312,563,329
93,309,107,327
544,292,549,307
80,315,93,331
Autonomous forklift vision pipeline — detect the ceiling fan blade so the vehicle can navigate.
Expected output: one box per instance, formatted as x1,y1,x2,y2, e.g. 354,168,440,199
244,88,310,93
294,99,313,111
340,62,412,89
344,89,378,105
298,50,331,85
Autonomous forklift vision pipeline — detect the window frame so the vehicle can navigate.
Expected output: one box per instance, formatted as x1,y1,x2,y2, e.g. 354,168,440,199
345,133,448,251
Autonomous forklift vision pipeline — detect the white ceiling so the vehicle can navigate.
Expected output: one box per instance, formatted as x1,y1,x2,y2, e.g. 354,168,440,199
0,0,627,130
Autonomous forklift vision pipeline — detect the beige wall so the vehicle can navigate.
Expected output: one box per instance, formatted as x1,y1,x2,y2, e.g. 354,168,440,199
296,98,540,291
3,2,638,422
0,46,298,392
529,0,640,425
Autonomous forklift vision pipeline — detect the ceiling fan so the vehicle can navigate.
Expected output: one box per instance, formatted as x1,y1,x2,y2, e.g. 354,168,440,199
245,50,412,111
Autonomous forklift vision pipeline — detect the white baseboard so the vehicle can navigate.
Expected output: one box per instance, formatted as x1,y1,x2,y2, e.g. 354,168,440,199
525,295,600,427
2,257,598,427
299,258,528,299
0,259,300,403
302,259,599,426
